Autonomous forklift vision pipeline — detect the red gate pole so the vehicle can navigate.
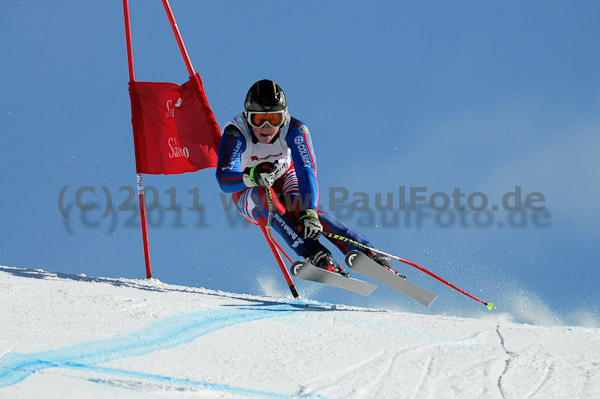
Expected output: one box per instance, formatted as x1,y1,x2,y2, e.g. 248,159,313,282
123,0,152,279
161,0,196,76
123,0,135,82
137,174,152,278
160,0,211,110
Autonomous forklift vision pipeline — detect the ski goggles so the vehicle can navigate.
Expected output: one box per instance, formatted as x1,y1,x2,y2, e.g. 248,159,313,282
246,111,286,128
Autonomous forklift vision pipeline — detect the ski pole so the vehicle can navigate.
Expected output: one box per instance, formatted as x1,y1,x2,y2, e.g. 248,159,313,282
270,233,294,264
260,225,299,299
261,186,299,298
322,232,495,310
266,186,274,228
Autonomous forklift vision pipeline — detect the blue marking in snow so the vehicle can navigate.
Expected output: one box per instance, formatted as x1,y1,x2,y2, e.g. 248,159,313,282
0,304,325,398
62,362,325,398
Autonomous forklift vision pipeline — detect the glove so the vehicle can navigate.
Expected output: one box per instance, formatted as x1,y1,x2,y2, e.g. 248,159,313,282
297,209,323,240
244,162,277,188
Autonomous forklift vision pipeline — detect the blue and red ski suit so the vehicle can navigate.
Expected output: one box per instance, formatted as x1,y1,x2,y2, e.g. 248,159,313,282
216,112,373,259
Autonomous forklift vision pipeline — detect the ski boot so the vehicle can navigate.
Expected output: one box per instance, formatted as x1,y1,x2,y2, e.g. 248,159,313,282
307,244,349,277
368,250,406,279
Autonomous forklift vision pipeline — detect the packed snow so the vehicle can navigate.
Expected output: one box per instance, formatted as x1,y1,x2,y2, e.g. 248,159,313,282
1,265,599,398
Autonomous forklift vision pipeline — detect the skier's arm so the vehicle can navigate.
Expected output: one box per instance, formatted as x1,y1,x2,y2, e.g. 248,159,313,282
215,126,248,193
286,120,319,210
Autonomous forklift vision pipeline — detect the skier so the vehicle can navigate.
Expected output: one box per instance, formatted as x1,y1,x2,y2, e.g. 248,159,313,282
216,79,392,275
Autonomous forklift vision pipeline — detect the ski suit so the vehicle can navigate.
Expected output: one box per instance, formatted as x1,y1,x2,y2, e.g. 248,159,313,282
216,112,373,258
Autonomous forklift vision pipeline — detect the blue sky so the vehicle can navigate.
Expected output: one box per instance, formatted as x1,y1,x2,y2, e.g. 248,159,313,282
2,1,599,325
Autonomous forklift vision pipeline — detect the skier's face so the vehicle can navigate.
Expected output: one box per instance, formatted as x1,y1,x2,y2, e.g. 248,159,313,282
253,125,279,144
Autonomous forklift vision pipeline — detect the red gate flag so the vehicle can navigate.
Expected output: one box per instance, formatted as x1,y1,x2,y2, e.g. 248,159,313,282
129,73,221,175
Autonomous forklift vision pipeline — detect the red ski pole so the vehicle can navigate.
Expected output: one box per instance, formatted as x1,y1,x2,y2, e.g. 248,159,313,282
260,188,299,299
322,232,495,310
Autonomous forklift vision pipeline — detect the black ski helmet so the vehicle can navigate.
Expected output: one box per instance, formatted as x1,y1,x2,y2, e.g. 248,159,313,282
244,79,287,114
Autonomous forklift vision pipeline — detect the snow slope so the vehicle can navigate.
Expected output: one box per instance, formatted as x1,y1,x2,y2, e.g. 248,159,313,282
1,265,599,399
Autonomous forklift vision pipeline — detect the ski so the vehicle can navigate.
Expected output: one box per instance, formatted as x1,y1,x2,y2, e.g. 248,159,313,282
344,251,438,307
290,261,378,297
